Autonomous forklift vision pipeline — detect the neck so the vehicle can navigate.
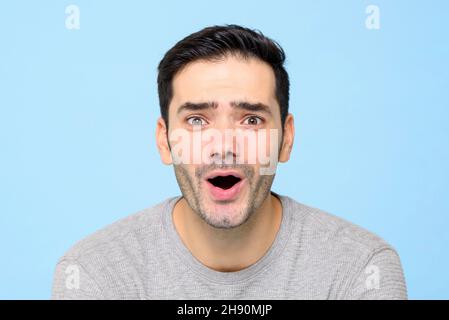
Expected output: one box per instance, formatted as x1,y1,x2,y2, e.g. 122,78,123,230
172,192,283,272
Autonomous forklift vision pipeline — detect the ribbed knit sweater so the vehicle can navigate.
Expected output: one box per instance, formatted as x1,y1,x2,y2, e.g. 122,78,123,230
52,192,407,299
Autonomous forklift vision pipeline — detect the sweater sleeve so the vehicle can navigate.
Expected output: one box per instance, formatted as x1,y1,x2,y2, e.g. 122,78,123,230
343,246,408,300
51,257,104,300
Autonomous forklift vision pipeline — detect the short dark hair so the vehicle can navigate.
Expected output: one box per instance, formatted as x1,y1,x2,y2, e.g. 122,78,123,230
157,24,290,128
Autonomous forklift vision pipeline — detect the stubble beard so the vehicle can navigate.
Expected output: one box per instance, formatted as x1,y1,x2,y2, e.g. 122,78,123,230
173,163,275,229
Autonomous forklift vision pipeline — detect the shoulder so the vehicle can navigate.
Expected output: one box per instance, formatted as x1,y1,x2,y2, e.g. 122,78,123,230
280,194,394,254
52,196,179,299
279,195,407,298
56,197,175,266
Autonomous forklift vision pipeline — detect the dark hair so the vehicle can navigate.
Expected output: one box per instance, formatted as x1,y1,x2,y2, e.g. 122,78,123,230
157,24,290,128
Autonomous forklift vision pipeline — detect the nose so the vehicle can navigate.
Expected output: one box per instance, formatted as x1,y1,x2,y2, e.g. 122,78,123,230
205,118,239,165
210,149,236,164
208,130,238,165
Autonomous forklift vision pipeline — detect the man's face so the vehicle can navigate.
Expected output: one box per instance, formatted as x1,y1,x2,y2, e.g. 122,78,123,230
159,54,289,229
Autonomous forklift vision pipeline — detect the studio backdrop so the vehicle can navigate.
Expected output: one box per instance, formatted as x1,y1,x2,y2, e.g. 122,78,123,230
0,0,448,299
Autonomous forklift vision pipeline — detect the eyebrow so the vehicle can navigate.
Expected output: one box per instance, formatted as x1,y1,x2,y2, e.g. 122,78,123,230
177,101,218,115
177,101,273,116
230,101,273,116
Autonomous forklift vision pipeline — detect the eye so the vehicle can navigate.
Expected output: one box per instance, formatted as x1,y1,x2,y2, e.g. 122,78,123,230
186,116,207,127
243,116,263,126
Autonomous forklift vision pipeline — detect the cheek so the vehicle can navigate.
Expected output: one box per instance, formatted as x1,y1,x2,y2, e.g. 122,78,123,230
167,128,195,164
248,128,280,165
174,164,200,191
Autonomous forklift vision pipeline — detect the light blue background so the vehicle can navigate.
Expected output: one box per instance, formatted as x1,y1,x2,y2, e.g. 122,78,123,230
1,1,448,299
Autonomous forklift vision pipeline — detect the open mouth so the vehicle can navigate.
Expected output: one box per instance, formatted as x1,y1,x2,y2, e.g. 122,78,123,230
207,175,242,190
204,170,245,201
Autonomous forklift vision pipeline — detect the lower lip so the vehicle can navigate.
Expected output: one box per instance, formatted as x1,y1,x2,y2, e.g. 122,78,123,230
205,179,245,202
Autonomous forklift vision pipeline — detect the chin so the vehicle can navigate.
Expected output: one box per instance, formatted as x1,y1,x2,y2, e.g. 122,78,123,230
204,206,248,229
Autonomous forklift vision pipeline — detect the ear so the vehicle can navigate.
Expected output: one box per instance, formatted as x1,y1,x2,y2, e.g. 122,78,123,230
279,113,295,163
156,117,173,165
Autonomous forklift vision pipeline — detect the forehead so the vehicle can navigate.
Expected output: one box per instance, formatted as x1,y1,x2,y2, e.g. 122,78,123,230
170,55,277,111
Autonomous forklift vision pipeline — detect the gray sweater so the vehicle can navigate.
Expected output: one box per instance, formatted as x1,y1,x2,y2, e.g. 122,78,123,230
51,192,407,299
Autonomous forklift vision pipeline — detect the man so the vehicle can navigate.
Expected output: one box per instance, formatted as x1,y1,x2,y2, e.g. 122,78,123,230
52,25,407,299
